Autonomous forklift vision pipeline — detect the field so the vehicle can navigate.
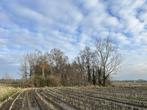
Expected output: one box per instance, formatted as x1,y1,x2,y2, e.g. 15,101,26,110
0,86,147,110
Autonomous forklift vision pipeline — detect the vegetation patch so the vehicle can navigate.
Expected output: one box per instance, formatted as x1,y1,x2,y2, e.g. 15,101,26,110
0,85,21,103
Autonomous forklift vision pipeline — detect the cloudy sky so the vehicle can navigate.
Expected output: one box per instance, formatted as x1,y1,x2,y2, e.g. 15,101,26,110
0,0,147,80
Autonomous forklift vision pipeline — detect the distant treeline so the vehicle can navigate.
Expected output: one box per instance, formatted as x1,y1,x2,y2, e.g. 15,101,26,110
113,80,147,83
0,79,23,87
20,37,121,87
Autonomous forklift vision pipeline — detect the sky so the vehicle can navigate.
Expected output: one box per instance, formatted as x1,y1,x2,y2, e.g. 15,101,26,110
0,0,147,80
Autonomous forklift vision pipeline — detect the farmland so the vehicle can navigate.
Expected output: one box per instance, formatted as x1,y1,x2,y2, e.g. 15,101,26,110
0,86,147,110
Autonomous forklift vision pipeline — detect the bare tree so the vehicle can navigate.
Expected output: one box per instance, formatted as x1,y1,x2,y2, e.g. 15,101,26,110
3,73,12,80
2,73,13,84
20,55,29,80
78,47,94,83
48,48,68,85
26,51,40,78
36,52,50,80
95,37,121,86
48,49,68,72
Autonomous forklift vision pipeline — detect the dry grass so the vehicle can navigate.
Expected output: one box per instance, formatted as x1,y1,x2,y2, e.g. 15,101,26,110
0,85,21,103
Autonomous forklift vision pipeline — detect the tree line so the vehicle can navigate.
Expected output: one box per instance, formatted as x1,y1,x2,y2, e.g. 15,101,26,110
20,37,121,87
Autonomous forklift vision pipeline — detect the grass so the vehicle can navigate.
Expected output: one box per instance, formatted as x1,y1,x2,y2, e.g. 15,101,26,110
0,85,21,103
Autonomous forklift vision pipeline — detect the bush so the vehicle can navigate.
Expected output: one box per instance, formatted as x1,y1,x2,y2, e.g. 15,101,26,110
46,75,61,87
0,86,21,102
29,75,61,87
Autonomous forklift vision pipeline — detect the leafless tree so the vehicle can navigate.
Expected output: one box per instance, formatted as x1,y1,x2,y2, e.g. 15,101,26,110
48,48,68,85
77,47,94,83
26,50,40,78
2,73,13,84
48,49,68,72
20,55,29,80
95,37,121,86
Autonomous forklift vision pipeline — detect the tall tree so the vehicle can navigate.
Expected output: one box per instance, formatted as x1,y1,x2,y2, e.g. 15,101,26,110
95,37,121,86
20,55,29,80
77,47,94,83
48,48,68,85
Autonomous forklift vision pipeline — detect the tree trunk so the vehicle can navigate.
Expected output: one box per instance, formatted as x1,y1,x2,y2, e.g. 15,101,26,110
42,66,45,80
92,68,96,85
87,65,91,82
98,68,102,85
102,68,106,86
